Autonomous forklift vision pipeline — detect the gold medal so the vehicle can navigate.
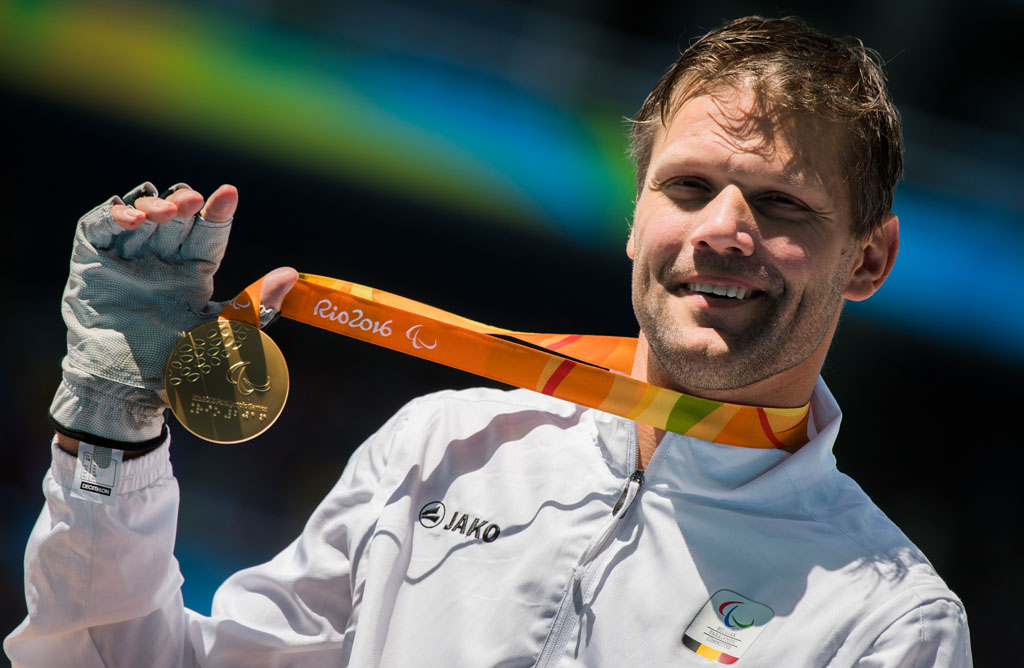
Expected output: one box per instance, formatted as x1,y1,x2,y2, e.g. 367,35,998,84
164,319,289,443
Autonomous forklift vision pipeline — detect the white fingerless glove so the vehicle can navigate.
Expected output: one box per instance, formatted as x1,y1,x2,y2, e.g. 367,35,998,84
49,182,233,449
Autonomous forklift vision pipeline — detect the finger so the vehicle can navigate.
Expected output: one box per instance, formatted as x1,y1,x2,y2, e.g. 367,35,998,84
200,184,238,223
148,188,207,258
110,204,148,230
260,267,299,311
133,196,178,224
165,188,205,220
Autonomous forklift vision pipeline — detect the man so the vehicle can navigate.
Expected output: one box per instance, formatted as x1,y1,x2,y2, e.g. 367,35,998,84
5,16,971,667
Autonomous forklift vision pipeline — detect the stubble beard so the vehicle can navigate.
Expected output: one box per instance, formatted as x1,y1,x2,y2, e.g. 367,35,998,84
633,265,848,394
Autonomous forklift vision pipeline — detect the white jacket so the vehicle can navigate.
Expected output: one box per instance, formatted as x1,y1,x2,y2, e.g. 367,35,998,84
5,380,971,667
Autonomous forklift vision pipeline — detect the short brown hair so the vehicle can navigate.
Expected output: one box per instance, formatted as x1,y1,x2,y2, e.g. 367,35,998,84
629,16,903,238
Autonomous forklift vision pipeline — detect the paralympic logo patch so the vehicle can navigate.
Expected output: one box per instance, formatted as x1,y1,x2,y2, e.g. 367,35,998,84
719,600,755,629
682,589,774,664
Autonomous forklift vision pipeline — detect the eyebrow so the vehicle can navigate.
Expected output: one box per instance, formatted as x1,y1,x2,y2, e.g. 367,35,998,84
653,143,835,187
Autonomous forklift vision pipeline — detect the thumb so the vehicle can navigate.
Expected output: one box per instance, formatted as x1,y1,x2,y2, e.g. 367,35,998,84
260,267,299,311
201,184,239,223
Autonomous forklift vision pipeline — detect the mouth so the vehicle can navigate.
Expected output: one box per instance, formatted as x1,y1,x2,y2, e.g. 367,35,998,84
684,282,764,301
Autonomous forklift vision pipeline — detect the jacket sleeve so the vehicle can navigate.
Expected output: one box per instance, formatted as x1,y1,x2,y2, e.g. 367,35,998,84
853,598,972,668
4,405,406,667
4,437,189,667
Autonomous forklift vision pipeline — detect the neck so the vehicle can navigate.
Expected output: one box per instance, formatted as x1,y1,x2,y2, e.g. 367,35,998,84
629,333,818,469
631,333,821,408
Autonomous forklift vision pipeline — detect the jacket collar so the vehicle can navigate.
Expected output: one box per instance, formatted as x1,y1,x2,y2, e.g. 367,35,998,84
601,377,843,504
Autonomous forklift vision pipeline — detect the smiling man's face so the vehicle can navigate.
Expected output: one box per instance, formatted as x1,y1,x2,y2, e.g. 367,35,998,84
628,84,872,403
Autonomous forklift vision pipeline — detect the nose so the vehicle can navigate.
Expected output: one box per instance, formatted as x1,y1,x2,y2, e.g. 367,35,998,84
689,185,755,256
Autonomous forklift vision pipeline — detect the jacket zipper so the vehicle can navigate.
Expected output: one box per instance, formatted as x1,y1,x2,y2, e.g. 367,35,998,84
534,469,645,667
611,469,645,517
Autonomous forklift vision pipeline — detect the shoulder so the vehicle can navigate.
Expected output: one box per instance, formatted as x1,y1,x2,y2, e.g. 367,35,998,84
857,596,972,667
836,582,971,666
767,468,970,663
805,471,952,582
391,386,597,439
362,386,618,469
803,472,968,638
404,385,585,414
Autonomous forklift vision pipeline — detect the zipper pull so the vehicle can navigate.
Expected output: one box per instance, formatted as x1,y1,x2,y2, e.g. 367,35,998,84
577,469,647,570
611,469,645,517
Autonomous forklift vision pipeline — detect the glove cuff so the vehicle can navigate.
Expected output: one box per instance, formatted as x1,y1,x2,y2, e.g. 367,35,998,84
49,373,168,449
49,415,168,452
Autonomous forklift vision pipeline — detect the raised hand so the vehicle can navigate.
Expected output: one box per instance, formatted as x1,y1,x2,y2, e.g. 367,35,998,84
109,183,236,229
50,182,297,451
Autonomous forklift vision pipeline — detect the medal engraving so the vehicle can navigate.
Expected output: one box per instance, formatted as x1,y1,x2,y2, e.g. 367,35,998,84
165,319,289,443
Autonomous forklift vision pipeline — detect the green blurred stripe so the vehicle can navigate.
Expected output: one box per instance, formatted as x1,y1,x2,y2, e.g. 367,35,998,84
2,0,620,232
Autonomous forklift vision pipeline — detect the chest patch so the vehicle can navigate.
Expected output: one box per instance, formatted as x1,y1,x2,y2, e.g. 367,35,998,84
682,589,774,664
418,500,501,542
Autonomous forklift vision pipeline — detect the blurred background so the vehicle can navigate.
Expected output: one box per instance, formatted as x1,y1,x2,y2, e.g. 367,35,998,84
1,0,1020,664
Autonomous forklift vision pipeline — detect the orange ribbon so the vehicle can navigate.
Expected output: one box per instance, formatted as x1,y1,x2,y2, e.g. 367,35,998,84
222,274,809,449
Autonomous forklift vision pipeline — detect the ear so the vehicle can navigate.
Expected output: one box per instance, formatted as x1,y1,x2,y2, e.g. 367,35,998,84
843,212,899,301
626,225,636,260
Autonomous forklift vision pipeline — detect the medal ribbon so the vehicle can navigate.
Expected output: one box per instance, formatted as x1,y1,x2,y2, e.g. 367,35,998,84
222,273,809,449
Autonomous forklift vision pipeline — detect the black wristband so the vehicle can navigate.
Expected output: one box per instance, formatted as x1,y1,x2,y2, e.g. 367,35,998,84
48,414,169,452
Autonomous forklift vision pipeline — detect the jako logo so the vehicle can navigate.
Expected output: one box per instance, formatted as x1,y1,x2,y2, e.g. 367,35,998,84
718,600,755,629
419,501,446,528
418,501,500,542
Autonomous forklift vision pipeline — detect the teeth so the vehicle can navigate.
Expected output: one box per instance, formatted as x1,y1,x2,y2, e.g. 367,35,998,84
686,282,752,300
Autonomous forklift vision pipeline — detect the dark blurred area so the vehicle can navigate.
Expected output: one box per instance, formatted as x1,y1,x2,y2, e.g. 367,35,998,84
2,1,1021,665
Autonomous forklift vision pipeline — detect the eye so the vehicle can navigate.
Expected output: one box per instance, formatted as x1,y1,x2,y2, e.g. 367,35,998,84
667,177,709,190
658,177,712,201
755,191,812,218
760,192,802,207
